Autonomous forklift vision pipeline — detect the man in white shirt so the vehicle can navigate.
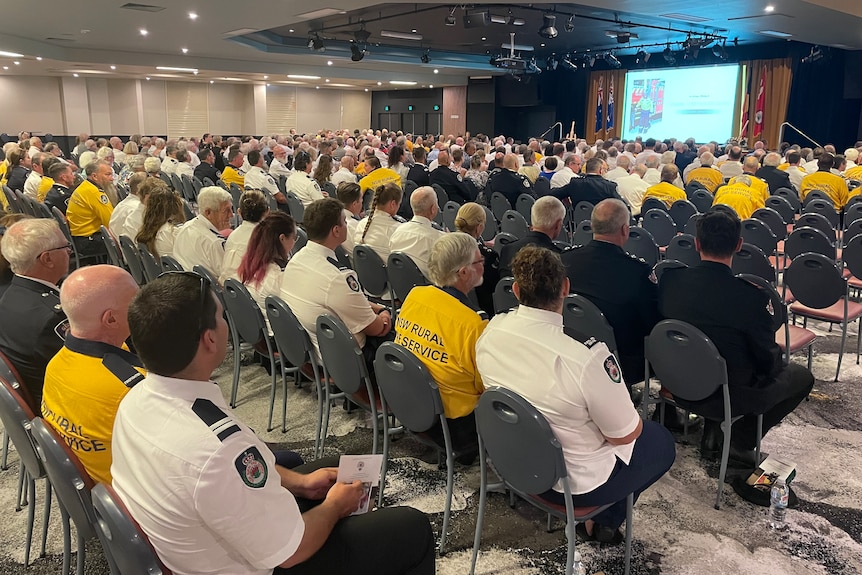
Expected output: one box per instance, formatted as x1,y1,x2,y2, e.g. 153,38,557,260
160,144,179,175
641,156,662,186
550,153,582,189
174,149,194,180
173,186,233,278
331,156,357,188
388,186,445,278
109,173,148,238
245,150,287,208
23,151,45,199
718,146,744,179
269,145,292,179
287,151,326,208
112,272,435,575
604,154,630,181
616,165,650,216
476,245,675,544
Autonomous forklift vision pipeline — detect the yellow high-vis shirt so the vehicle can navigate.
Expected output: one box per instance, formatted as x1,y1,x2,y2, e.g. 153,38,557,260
643,181,686,208
713,183,766,220
799,171,849,209
66,180,113,237
220,166,245,188
729,175,769,202
686,167,723,193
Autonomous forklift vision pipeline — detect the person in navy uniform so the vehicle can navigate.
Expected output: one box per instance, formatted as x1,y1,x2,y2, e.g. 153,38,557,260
43,161,77,215
0,219,71,407
554,157,621,207
429,151,473,205
406,146,430,188
498,196,566,278
487,153,533,209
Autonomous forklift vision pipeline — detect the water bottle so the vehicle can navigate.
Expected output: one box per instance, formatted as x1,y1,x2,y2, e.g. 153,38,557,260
769,477,789,529
573,551,587,575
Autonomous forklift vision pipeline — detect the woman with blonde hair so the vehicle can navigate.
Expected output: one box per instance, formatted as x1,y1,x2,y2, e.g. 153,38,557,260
455,202,499,316
354,182,403,261
135,184,185,258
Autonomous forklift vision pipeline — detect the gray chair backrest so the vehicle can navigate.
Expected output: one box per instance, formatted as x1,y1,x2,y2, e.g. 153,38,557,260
784,252,846,309
265,296,314,368
292,227,308,256
670,199,698,232
642,208,676,246
374,343,443,433
2,185,23,213
160,255,184,272
181,199,194,221
493,276,518,314
228,183,242,209
784,226,835,261
795,212,835,242
774,188,801,213
475,387,567,495
30,418,97,541
751,207,787,241
516,193,534,224
624,226,660,266
100,226,123,268
665,233,701,267
646,320,727,402
845,218,862,246
118,235,146,285
845,205,862,231
192,265,226,311
731,242,776,283
803,199,840,229
802,190,833,207
689,189,714,213
192,176,203,197
387,252,429,301
765,195,796,223
180,174,196,203
500,210,529,239
572,220,593,247
202,177,215,187
481,206,497,241
158,172,172,189
741,218,778,255
442,201,460,232
91,483,169,575
0,379,43,479
653,260,687,283
137,242,163,283
490,192,511,222
170,174,183,195
843,235,862,280
315,314,367,395
276,175,287,195
562,294,617,354
710,203,739,219
573,201,594,224
532,176,551,198
223,279,267,345
353,245,389,296
285,192,304,224
492,232,518,256
432,184,449,210
641,197,667,214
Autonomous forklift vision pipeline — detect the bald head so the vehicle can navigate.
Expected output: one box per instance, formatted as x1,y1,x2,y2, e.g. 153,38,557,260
591,199,630,245
437,151,451,166
742,156,760,174
660,164,679,183
502,153,519,171
60,265,139,346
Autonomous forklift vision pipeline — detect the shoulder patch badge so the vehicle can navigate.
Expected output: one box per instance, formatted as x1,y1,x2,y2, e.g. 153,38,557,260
99,193,109,205
604,354,622,384
234,446,268,489
346,274,360,292
54,319,70,340
523,178,531,187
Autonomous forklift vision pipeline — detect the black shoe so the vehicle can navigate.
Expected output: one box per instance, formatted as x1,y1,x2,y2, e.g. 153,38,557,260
700,420,722,460
575,522,624,546
728,444,757,469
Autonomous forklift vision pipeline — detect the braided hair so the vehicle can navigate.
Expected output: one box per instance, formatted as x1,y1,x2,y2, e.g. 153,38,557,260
360,182,402,244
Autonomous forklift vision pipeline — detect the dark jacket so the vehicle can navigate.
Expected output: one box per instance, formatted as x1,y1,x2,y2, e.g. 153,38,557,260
429,166,474,205
756,165,793,193
487,169,533,208
554,173,620,206
499,230,561,278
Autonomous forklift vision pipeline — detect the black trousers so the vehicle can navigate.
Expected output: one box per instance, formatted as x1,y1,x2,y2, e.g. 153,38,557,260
276,458,436,575
72,233,108,261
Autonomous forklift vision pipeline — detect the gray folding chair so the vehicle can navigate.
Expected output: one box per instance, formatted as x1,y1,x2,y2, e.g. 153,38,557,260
765,195,797,224
223,279,283,413
286,192,305,224
374,343,457,553
572,201,594,226
99,226,123,268
516,193,535,224
572,220,593,247
480,205,497,241
844,205,862,232
180,174,196,203
665,233,702,267
160,255,184,271
441,200,460,232
432,183,449,211
751,207,788,241
353,244,394,308
709,203,739,219
292,227,308,256
470,387,633,575
653,260,687,283
0,378,52,567
118,235,146,285
741,218,778,257
774,188,801,213
642,208,677,247
803,198,840,229
387,251,430,302
689,189,714,213
91,483,171,575
52,206,81,270
170,174,183,196
493,276,518,314
644,320,762,509
137,242,163,283
794,213,836,243
784,226,836,261
624,226,660,266
490,192,512,222
501,210,529,239
669,199,698,232
492,232,518,256
30,418,109,575
785,253,862,381
640,197,667,215
562,294,618,356
802,189,833,207
732,242,776,283
683,213,700,236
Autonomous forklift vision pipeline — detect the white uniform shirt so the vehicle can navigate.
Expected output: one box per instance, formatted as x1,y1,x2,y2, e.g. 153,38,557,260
161,157,179,175
787,166,806,190
111,374,304,575
616,174,650,216
476,305,640,495
802,159,819,174
342,210,361,257
173,215,226,278
269,158,291,179
176,161,194,180
550,166,578,189
154,223,180,258
121,202,145,240
109,194,141,238
331,167,357,188
244,166,280,200
682,158,702,181
286,170,324,208
388,215,444,278
719,161,743,179
604,166,629,181
642,168,661,186
280,241,376,357
635,150,660,167
23,170,42,199
114,150,127,165
354,209,402,262
219,220,257,284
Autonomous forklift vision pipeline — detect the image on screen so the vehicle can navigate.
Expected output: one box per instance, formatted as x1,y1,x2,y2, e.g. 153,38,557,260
620,65,740,143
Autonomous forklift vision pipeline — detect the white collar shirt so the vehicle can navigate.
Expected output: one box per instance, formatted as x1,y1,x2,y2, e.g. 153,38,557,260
219,220,258,284
341,209,361,257
615,174,650,216
280,241,376,358
176,162,194,180
719,161,743,179
331,167,357,188
154,222,180,258
286,170,324,208
23,170,42,199
111,373,303,575
269,158,291,179
354,209,402,262
550,166,578,189
226,262,283,335
120,201,145,240
604,166,629,181
109,194,141,238
173,215,226,278
787,166,805,190
642,168,662,186
161,157,178,175
244,166,279,198
388,215,445,278
476,305,640,495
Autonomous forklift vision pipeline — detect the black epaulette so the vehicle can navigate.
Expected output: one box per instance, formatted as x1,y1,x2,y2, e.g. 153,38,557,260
583,336,599,348
192,398,241,441
394,215,407,223
477,310,489,321
326,256,351,271
431,221,444,231
102,353,145,388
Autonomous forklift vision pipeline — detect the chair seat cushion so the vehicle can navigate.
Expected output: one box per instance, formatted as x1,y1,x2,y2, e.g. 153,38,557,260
790,299,862,322
850,275,862,289
528,493,602,518
776,325,816,352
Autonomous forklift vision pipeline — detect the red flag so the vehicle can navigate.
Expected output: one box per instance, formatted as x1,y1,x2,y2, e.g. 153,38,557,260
753,67,766,140
740,70,751,140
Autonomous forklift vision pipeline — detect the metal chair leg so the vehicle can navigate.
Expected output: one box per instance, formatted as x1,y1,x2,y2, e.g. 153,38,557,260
715,418,732,510
228,316,241,408
469,436,488,575
624,493,634,575
76,531,85,575
836,320,848,382
40,481,51,557
61,508,71,575
15,464,25,511
1,431,8,470
24,476,35,567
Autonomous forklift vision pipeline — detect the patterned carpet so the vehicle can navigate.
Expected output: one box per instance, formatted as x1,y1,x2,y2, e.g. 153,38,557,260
1,315,862,574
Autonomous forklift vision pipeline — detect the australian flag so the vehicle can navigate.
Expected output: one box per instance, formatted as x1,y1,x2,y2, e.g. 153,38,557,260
595,77,603,134
606,76,615,132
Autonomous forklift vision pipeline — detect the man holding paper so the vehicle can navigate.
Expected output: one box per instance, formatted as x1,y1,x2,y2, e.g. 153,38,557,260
111,272,435,575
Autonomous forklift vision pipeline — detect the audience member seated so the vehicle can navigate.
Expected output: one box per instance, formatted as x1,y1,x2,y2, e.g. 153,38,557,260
727,157,769,202
538,156,558,181
603,154,629,182
135,184,185,259
281,198,393,365
245,150,288,210
476,246,675,545
109,172,148,237
799,153,849,209
336,182,363,258
220,148,246,188
269,145,292,179
0,219,70,406
616,164,650,216
452,204,499,317
498,195,565,277
355,183,403,262
288,150,326,208
642,164,686,208
555,157,619,207
685,152,723,193
175,149,194,180
121,176,160,241
44,160,77,215
118,153,143,187
5,148,31,192
160,144,179,175
358,156,401,199
331,156,358,189
429,151,473,205
487,153,533,208
561,199,660,386
41,265,142,484
388,186,444,278
395,232,488,463
718,146,744,179
755,152,792,195
66,160,115,259
173,186,233,277
659,211,815,466
194,148,220,184
550,153,582,189
220,190,270,284
111,272,435,575
0,213,29,298
144,156,161,178
713,175,765,220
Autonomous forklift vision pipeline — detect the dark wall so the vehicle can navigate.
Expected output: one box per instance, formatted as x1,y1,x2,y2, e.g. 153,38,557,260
467,78,495,137
493,70,588,142
371,88,443,136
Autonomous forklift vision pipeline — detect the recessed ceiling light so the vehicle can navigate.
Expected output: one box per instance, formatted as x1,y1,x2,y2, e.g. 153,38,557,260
390,81,417,85
481,37,486,41
287,74,320,79
316,86,320,89
13,61,19,65
377,81,382,85
327,60,333,66
188,12,198,20
36,56,42,61
433,69,439,74
0,50,24,58
266,83,270,86
540,43,546,47
140,28,148,36
72,72,78,76
2,66,9,70
325,78,330,82
289,28,295,33
110,65,116,70
430,84,434,88
145,76,150,80
263,75,268,79
210,80,214,84
411,29,417,33
157,66,199,74
364,88,369,91
181,47,188,54
764,5,775,11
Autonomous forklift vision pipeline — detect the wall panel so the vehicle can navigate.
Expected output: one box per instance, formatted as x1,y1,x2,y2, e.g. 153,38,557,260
266,85,297,134
166,82,209,139
107,79,141,135
341,90,372,132
140,80,167,135
296,88,342,134
208,83,249,135
0,77,65,135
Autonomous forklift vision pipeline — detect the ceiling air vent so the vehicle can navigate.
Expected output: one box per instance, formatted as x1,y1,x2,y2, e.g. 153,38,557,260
120,3,166,12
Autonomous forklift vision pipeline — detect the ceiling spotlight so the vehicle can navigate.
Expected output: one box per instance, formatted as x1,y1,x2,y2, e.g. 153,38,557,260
421,50,431,64
353,28,371,44
139,28,148,36
445,7,457,26
307,33,325,52
663,45,676,65
564,15,575,33
712,41,728,61
188,12,198,20
538,14,558,39
605,52,621,68
589,56,596,68
350,42,365,61
635,49,648,64
546,54,558,70
110,65,117,70
181,47,188,54
560,55,577,71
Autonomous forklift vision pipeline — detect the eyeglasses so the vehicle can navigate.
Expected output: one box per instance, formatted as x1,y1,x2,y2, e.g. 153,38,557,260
38,242,72,257
157,270,212,333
